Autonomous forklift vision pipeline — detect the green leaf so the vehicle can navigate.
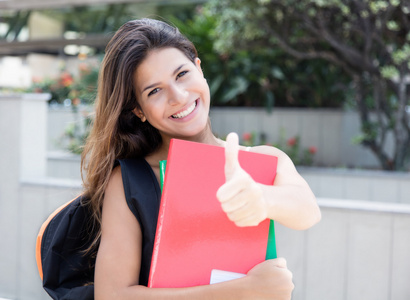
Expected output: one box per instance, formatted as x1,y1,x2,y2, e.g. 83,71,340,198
221,76,249,103
209,74,225,96
271,67,285,80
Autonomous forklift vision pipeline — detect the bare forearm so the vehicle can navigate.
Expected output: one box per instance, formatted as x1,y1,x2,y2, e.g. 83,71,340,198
240,144,321,230
97,259,294,300
97,277,249,300
262,183,321,230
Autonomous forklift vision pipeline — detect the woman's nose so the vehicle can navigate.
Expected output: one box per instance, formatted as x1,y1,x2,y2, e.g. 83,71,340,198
168,84,188,105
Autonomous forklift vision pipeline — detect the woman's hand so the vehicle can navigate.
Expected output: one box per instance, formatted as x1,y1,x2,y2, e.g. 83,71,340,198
217,131,321,230
216,132,268,227
245,258,294,300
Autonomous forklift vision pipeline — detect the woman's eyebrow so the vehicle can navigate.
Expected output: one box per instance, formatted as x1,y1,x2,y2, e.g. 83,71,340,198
142,64,186,93
172,64,186,76
142,82,160,93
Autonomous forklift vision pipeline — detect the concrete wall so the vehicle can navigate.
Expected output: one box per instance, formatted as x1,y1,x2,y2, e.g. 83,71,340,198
47,105,93,151
279,199,410,300
0,94,82,299
0,94,47,299
10,181,82,300
299,167,410,204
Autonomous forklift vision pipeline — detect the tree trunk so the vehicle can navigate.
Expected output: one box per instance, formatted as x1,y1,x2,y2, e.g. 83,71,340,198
354,76,393,169
392,69,410,170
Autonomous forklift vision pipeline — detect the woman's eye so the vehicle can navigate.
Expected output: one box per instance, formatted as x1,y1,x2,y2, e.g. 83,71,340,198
148,88,160,96
176,71,188,79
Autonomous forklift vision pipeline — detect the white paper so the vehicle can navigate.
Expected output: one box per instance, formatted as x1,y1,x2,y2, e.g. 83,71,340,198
210,269,246,284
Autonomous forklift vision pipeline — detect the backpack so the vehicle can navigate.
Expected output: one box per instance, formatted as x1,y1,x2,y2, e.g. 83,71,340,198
36,158,160,299
36,195,96,300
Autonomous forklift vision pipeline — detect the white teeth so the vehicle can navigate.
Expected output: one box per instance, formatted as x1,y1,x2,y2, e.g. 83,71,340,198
172,101,196,119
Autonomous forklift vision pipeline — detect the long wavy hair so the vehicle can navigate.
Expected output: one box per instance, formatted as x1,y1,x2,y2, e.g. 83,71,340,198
81,18,198,251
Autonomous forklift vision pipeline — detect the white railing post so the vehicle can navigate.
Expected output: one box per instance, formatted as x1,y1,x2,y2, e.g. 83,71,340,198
0,93,50,299
0,93,50,180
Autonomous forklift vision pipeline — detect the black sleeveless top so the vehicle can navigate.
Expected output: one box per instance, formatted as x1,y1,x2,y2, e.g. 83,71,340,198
117,158,162,286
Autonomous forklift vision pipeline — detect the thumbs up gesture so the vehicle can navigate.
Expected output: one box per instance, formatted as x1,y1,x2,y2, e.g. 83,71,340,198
216,132,268,227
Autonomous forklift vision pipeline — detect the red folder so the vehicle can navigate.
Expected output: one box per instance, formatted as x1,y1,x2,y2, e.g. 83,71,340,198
148,139,277,288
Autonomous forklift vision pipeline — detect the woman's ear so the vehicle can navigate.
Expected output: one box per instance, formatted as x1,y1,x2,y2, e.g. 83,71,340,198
195,57,204,76
132,108,146,122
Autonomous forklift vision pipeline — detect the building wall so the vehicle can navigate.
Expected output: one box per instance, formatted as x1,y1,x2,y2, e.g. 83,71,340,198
279,199,410,300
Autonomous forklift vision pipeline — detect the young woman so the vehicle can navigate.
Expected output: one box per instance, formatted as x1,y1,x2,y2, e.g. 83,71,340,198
81,18,321,300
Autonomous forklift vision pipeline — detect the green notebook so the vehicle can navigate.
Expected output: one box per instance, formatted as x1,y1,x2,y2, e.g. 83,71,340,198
266,220,277,259
159,160,276,260
159,160,167,193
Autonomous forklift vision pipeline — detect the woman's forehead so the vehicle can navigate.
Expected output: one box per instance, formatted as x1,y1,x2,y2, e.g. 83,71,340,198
135,48,192,85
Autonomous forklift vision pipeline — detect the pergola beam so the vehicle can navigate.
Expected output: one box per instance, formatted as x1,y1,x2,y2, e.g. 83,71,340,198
0,0,202,10
0,0,147,10
0,0,204,55
0,34,113,55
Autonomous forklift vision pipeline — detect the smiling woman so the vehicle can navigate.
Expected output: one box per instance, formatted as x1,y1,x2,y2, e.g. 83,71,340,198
74,18,321,300
133,47,211,143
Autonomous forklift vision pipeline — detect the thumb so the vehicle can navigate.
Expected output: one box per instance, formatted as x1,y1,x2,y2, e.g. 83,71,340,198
271,257,287,268
224,132,240,180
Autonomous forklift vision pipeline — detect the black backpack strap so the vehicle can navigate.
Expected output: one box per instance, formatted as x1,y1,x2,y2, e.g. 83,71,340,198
41,195,96,300
117,158,161,286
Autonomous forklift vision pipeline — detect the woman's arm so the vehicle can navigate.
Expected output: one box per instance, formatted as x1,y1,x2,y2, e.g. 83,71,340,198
95,166,294,300
217,133,321,230
256,145,321,230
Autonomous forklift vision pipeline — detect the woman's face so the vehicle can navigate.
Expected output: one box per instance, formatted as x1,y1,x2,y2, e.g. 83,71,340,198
133,47,211,142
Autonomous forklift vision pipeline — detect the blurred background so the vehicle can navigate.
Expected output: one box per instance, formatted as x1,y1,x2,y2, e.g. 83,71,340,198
0,0,409,299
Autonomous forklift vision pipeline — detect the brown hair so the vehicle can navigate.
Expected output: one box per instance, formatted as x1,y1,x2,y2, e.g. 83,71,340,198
81,18,198,251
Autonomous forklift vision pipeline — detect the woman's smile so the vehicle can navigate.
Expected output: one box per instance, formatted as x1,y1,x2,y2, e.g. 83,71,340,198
170,99,198,120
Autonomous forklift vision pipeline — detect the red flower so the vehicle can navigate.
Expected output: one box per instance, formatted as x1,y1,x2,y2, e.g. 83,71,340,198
308,146,317,154
287,137,297,146
242,132,252,141
60,72,73,87
72,98,81,106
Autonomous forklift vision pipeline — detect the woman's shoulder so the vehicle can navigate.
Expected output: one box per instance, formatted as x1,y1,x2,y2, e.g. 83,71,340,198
104,165,124,203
